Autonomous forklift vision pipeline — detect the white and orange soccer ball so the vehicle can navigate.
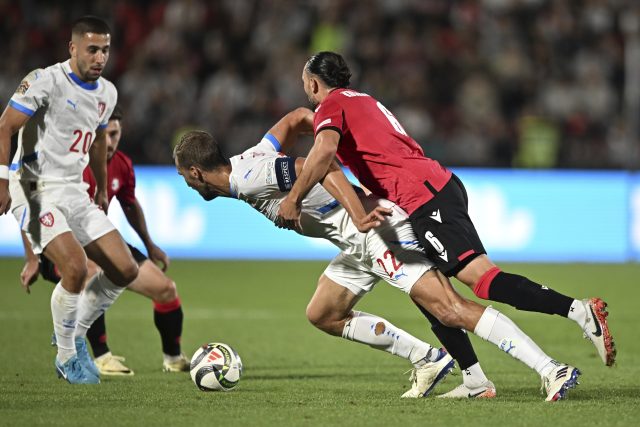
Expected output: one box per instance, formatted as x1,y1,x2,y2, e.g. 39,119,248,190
190,343,243,391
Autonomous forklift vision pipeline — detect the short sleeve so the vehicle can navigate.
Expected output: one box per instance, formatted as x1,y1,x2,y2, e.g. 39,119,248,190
313,97,344,138
232,153,297,200
254,133,281,153
9,68,53,117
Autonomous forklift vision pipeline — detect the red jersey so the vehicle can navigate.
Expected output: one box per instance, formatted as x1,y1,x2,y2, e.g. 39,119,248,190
83,150,137,207
314,88,451,215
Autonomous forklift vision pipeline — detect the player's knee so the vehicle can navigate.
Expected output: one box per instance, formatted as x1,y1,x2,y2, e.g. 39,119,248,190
155,278,178,303
59,260,88,287
434,303,465,329
306,304,345,336
118,261,139,286
306,304,332,332
306,304,324,328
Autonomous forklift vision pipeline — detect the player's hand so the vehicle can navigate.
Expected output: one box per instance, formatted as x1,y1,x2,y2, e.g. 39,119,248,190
20,258,39,294
353,206,392,233
148,244,170,272
276,197,302,231
94,189,109,213
0,180,11,215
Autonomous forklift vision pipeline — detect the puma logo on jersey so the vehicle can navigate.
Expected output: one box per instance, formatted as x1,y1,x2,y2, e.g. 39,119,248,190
66,99,78,111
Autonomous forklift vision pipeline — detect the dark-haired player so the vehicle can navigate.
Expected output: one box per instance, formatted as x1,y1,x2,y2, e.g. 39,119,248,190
277,51,615,401
0,16,139,384
20,107,189,374
174,109,587,401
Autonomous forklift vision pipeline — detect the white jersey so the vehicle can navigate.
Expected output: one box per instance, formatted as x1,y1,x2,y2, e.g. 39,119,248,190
229,134,408,259
8,60,117,183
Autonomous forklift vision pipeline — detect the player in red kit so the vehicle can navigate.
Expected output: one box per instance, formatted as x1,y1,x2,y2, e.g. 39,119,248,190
277,51,615,400
20,107,189,374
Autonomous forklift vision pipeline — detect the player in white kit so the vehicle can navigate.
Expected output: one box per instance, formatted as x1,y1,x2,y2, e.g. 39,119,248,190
0,16,138,384
173,108,582,401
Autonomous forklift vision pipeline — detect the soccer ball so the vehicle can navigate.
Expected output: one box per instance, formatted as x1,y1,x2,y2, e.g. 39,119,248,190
190,342,243,391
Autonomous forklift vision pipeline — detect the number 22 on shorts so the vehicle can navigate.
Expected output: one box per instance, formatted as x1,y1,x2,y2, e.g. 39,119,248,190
376,249,404,279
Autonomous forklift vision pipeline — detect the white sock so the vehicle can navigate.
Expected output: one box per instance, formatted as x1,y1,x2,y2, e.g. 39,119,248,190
51,282,80,363
474,306,553,377
567,299,587,328
342,311,436,367
461,362,490,388
75,271,126,338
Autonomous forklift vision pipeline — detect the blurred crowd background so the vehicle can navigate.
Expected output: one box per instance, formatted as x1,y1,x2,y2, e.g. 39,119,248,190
2,0,640,169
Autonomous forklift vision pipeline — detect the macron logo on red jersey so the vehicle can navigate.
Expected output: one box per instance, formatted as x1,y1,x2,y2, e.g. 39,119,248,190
316,118,331,132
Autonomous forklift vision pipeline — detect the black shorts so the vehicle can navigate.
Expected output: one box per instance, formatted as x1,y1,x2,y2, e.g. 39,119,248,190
409,174,486,277
39,243,147,284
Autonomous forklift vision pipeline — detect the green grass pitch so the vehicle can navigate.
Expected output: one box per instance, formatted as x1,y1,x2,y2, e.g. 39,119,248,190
1,259,639,426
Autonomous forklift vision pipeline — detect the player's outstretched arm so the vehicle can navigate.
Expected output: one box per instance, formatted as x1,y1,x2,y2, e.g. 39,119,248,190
122,199,169,271
89,128,109,212
19,231,39,293
267,107,314,154
0,107,30,215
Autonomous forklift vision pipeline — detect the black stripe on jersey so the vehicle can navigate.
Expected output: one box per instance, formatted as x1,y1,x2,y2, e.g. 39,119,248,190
316,126,343,138
275,157,297,192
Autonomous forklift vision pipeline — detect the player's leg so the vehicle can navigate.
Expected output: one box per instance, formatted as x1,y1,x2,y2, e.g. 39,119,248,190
320,255,454,398
124,248,187,372
40,250,132,375
74,230,138,377
368,207,491,397
410,173,615,366
307,274,440,366
81,259,110,356
80,258,134,376
457,254,615,366
409,269,580,400
42,231,94,381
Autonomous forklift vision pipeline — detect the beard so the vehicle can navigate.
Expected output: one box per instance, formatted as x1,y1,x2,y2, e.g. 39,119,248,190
199,187,218,201
307,96,318,109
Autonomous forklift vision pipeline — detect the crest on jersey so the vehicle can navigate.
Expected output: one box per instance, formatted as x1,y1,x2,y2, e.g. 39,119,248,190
39,212,55,228
111,178,120,192
98,102,106,118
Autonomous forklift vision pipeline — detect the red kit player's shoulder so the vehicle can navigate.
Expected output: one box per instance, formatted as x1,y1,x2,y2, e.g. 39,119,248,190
111,150,134,169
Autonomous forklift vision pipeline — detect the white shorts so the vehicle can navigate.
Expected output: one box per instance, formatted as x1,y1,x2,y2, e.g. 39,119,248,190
10,179,115,254
323,213,435,296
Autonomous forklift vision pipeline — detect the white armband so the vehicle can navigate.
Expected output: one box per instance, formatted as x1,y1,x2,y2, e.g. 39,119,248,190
0,165,9,180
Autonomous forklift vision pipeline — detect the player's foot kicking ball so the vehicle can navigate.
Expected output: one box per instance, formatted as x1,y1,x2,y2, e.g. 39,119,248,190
95,352,134,376
437,380,497,399
401,349,455,398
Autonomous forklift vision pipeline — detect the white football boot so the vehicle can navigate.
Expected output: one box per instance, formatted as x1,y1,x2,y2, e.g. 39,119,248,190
541,362,581,402
437,380,497,399
580,298,616,366
401,349,455,398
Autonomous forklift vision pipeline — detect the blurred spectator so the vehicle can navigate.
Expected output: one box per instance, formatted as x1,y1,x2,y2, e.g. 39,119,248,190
0,0,638,169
